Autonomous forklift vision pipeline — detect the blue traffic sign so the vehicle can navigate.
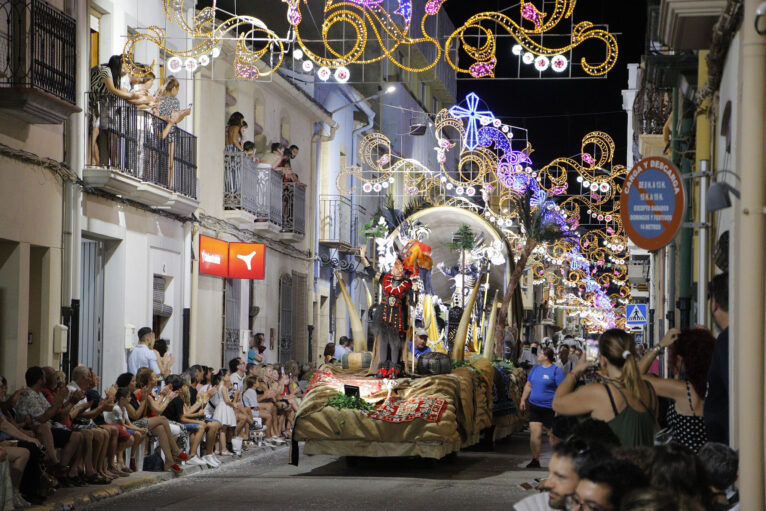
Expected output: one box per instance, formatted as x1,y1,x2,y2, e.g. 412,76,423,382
626,304,648,325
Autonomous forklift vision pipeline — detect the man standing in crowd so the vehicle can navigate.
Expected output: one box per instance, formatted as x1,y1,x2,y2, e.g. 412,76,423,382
333,337,349,362
410,329,432,359
127,327,160,376
518,341,539,368
556,345,576,376
705,272,730,444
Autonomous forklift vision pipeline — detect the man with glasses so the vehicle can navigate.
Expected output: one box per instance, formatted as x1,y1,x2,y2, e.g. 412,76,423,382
565,457,646,511
229,357,246,391
514,438,611,510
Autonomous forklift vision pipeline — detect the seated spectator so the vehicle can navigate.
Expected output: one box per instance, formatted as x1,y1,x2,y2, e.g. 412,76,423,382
613,446,653,479
119,370,187,473
0,376,23,414
568,418,621,450
102,387,146,474
698,442,739,510
229,358,245,392
570,457,648,511
163,376,220,468
254,367,282,442
0,407,48,505
64,366,116,482
152,338,174,378
14,367,84,483
639,328,714,454
0,443,30,508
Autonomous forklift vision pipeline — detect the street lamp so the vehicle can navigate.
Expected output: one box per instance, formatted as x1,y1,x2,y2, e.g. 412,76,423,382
329,84,396,115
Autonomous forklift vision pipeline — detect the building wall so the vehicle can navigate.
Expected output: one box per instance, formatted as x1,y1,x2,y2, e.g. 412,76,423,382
81,194,187,386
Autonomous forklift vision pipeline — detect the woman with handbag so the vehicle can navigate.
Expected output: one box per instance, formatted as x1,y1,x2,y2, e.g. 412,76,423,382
639,328,715,454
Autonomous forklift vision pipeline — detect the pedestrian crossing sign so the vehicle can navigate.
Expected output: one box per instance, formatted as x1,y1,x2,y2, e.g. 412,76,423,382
626,304,648,325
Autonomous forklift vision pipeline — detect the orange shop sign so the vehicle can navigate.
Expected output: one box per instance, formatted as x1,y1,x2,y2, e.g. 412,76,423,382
198,235,265,280
228,242,265,280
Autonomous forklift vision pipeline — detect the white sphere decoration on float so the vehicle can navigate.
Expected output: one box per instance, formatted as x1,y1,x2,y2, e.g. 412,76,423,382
302,60,314,72
293,49,304,60
512,44,523,56
372,183,382,192
199,55,210,66
334,66,350,83
211,47,221,59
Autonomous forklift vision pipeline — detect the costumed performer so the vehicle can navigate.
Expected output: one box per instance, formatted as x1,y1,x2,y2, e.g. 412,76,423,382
359,245,416,379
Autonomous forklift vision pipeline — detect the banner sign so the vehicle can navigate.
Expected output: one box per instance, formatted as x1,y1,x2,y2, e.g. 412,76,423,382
199,236,265,280
620,157,685,251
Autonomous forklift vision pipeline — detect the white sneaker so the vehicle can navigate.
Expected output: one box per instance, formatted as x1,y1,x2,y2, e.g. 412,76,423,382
186,455,207,467
203,454,220,468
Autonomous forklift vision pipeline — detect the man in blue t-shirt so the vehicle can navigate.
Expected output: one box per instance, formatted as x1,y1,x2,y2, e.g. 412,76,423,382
409,329,432,359
520,347,565,468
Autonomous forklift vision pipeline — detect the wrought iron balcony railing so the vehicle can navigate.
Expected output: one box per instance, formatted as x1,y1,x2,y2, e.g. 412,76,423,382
282,181,306,236
319,195,352,248
0,0,76,103
89,95,198,198
224,153,283,228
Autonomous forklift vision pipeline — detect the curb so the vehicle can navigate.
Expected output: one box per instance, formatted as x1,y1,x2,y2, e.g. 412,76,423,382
27,444,289,511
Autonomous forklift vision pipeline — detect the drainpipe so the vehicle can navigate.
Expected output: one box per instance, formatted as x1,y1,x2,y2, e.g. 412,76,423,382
62,0,87,374
189,224,199,365
736,0,766,505
311,119,338,353
695,52,711,327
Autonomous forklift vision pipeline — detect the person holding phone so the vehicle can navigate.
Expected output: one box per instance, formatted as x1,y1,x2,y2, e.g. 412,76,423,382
520,347,565,468
553,329,658,448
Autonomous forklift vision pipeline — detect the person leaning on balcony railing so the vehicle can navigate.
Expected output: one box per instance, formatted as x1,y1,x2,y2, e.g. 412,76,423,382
88,55,144,166
243,141,260,164
260,142,284,168
280,145,302,184
127,70,158,112
225,112,247,152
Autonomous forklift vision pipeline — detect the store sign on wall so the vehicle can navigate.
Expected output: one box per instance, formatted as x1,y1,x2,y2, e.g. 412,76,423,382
199,236,265,280
620,157,685,251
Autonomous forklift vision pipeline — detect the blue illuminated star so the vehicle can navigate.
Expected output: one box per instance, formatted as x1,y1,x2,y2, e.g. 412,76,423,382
394,0,412,24
448,92,495,151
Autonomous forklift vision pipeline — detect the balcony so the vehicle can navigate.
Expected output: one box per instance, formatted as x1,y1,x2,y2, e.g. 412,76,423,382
223,154,282,231
319,196,352,249
280,181,306,241
0,0,80,123
659,0,726,50
82,96,199,216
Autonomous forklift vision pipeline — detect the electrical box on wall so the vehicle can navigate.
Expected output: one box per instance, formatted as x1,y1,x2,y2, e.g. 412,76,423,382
125,324,136,350
53,324,68,354
239,329,251,354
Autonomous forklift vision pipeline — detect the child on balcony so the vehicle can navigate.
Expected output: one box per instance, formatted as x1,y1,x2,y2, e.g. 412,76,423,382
157,77,190,188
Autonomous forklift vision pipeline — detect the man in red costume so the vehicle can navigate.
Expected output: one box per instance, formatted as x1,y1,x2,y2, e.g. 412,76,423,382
360,246,416,378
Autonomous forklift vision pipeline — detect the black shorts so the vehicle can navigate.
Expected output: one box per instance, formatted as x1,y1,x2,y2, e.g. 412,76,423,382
528,403,555,429
51,427,73,448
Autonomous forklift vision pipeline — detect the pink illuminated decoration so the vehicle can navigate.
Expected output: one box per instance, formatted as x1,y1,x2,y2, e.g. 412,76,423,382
235,62,260,80
581,153,595,167
425,0,446,15
469,57,496,78
283,0,301,26
377,154,391,166
521,1,545,30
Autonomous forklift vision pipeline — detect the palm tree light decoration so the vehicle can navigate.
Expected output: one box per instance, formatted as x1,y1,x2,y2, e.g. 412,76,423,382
496,188,578,359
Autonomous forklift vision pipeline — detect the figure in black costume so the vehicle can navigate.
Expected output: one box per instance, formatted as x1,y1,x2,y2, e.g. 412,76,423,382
360,246,416,378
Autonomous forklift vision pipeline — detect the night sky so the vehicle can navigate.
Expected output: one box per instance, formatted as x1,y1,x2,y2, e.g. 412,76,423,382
443,1,647,167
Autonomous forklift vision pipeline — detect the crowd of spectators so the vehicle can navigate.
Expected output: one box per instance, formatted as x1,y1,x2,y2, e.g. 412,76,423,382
0,327,311,508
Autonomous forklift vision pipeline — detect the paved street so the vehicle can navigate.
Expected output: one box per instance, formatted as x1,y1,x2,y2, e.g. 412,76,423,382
85,434,548,511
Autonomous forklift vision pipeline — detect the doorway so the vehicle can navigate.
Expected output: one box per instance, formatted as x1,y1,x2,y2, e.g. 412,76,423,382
79,239,104,377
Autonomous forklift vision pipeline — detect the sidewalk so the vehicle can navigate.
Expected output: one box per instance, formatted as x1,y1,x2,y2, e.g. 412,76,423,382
27,444,289,511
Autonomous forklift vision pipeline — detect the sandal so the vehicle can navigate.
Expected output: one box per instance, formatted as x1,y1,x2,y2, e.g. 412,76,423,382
167,463,183,474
